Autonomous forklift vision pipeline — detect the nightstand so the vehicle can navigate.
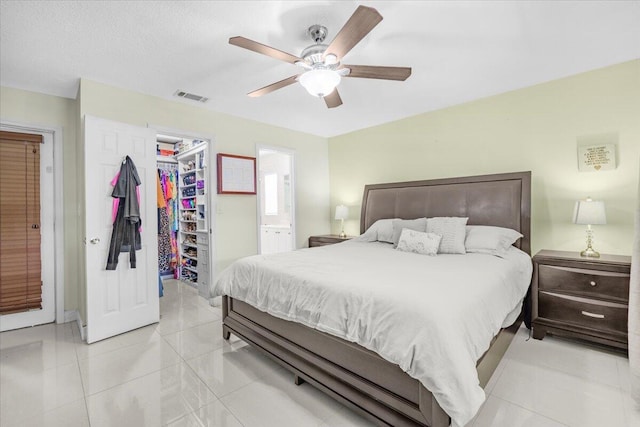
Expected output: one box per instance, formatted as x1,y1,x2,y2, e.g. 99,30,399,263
308,234,353,247
532,250,631,350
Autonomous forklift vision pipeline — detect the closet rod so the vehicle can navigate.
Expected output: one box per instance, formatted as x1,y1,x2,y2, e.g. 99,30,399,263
158,164,178,172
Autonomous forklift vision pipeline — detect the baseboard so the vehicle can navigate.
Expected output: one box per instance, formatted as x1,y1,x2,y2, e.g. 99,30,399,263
63,310,76,323
64,310,86,341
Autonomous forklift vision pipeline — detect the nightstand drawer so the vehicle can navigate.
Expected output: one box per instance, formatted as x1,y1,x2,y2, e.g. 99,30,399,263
538,291,628,335
538,264,629,302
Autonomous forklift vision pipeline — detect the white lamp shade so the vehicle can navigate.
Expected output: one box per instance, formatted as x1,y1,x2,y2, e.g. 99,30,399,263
299,69,341,97
573,199,606,225
335,205,348,220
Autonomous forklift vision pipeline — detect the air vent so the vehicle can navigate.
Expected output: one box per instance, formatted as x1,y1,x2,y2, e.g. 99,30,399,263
174,90,209,103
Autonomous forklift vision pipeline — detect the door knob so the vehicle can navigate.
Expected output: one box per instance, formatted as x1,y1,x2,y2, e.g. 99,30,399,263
90,238,101,244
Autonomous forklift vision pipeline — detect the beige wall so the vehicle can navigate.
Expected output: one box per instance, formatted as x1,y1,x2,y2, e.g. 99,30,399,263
1,81,330,319
77,78,330,280
328,60,640,256
0,86,80,311
2,59,637,319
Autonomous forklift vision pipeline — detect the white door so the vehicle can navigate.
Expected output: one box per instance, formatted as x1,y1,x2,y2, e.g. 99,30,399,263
84,116,159,343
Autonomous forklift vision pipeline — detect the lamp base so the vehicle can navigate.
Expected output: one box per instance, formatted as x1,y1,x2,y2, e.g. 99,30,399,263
339,231,347,239
580,247,600,258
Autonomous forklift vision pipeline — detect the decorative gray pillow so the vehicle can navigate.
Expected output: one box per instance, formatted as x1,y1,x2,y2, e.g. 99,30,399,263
426,217,468,254
396,229,441,256
376,218,399,243
465,225,523,257
356,218,398,243
391,218,427,246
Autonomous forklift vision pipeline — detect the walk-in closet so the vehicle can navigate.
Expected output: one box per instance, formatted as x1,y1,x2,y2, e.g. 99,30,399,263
156,134,213,299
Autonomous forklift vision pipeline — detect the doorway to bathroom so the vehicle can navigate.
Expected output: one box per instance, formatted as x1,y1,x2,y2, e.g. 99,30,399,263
256,146,295,254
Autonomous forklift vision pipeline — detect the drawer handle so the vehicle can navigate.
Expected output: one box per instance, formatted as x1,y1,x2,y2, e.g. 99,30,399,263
589,281,597,287
581,310,605,319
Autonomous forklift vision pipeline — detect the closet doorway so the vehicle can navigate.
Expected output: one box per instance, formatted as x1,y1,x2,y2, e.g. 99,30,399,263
0,130,55,331
156,131,214,299
257,146,295,254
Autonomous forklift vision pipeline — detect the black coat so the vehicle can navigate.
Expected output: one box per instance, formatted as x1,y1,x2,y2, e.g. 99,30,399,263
106,156,142,270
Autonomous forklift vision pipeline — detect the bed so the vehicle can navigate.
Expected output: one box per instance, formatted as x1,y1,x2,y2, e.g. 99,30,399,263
213,171,532,427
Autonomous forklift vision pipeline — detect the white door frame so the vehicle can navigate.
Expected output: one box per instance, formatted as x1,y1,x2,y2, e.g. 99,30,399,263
256,144,296,253
151,124,216,288
0,119,65,328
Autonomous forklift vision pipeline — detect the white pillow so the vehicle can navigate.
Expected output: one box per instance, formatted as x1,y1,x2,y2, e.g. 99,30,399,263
357,218,399,243
396,229,442,256
465,225,523,257
392,218,427,246
426,217,468,254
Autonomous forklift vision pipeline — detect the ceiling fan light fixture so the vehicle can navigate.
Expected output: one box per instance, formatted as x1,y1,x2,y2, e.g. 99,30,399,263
324,54,338,65
299,69,341,97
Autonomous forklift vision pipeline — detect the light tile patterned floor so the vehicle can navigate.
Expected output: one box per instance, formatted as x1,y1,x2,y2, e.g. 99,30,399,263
0,279,636,426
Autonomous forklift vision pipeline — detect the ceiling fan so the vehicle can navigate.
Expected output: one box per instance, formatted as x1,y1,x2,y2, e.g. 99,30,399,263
229,5,412,108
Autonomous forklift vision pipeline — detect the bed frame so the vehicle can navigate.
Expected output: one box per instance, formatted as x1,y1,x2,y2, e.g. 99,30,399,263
221,171,531,427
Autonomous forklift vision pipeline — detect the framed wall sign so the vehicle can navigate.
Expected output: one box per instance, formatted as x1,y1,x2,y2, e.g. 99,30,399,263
217,153,256,194
577,144,617,172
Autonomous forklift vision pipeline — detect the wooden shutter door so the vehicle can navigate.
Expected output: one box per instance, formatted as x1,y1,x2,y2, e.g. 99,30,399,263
0,131,42,314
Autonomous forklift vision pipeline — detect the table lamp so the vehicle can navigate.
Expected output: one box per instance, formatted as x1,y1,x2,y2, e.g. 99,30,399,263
572,197,606,258
335,205,348,239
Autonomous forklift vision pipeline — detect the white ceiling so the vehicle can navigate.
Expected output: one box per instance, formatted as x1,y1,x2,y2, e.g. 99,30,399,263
1,1,639,137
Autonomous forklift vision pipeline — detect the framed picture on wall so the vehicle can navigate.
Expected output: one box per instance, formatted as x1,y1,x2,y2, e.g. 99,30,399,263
217,153,257,194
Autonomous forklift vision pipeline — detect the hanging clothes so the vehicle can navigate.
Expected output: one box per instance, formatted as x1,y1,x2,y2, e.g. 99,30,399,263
106,156,142,270
156,171,166,209
157,171,172,274
157,164,179,277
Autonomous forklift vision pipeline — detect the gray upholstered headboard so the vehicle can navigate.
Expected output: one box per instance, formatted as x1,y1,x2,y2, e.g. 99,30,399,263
360,171,531,254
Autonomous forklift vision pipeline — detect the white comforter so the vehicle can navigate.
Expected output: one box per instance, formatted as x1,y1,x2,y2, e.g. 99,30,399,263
212,240,532,426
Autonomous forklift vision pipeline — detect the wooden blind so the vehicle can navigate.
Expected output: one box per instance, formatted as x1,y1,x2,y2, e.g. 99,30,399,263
0,130,42,314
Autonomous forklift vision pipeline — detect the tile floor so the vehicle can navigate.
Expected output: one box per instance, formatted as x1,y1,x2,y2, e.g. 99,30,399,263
0,279,637,427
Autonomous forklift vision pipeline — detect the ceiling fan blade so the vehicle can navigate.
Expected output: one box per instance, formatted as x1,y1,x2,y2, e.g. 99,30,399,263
324,89,343,108
247,75,299,97
343,65,412,81
324,5,383,60
229,36,302,64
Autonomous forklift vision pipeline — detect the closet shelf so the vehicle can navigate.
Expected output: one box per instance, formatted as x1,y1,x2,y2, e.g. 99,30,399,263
176,142,209,290
157,155,177,164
